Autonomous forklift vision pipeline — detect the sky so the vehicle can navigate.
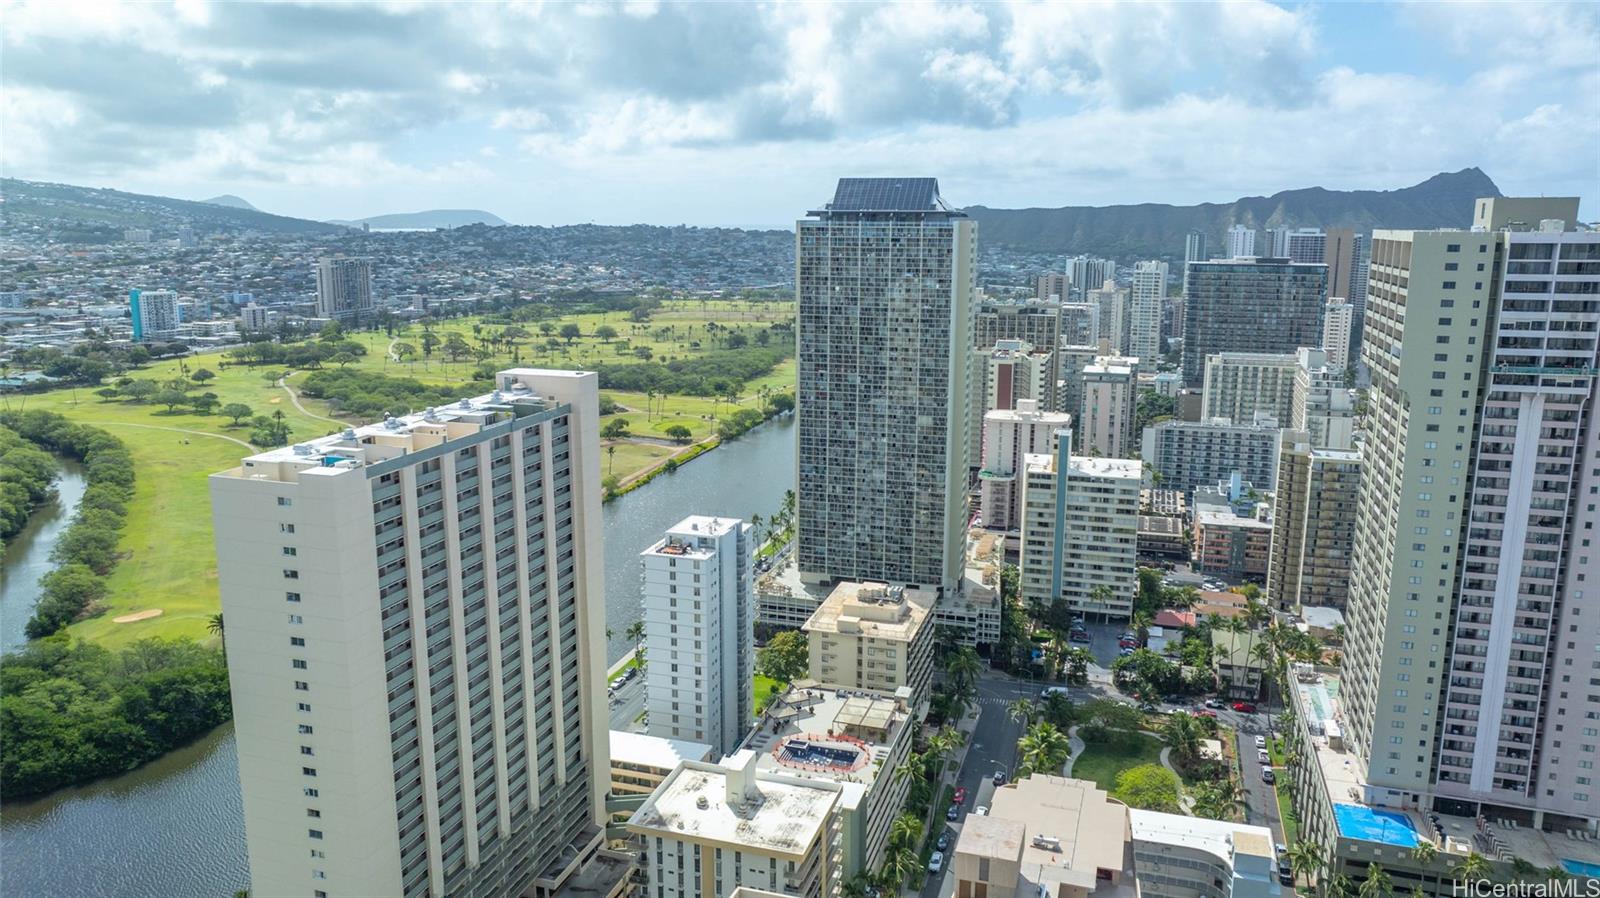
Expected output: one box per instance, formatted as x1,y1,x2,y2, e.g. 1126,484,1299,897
4,0,1597,227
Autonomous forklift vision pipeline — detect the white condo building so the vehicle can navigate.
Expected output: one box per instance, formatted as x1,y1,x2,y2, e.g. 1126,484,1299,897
210,369,611,898
1226,224,1256,259
1322,296,1355,371
1128,260,1168,362
129,288,179,341
1020,430,1141,621
978,399,1073,534
640,515,753,757
1290,347,1356,450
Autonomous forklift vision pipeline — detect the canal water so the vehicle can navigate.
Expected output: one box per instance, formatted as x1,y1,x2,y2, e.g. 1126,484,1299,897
0,418,795,898
0,461,87,653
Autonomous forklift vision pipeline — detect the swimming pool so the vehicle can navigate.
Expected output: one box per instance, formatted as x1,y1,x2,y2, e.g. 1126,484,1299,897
1333,804,1422,847
1562,858,1600,878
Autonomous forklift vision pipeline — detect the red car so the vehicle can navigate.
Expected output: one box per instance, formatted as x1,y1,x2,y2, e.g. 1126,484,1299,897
953,787,967,804
1192,709,1218,718
1233,702,1257,713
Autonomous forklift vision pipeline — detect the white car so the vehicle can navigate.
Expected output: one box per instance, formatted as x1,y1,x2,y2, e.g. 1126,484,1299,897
1255,735,1267,748
974,806,988,816
1258,749,1271,765
928,851,944,874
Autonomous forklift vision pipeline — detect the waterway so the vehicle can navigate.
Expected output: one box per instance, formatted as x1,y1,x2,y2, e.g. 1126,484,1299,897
0,418,796,898
0,461,87,653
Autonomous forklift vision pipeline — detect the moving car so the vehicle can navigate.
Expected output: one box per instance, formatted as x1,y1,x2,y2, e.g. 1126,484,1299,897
993,771,1007,785
1204,698,1225,709
928,852,944,874
1041,686,1071,699
1233,701,1257,713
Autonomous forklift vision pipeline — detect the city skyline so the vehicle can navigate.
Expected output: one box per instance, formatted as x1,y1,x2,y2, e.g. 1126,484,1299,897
3,1,1596,226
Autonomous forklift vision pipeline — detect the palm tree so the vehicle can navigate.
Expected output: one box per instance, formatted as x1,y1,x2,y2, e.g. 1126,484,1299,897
1509,857,1539,882
880,845,919,892
1008,698,1036,727
889,812,923,851
208,612,226,659
1018,721,1072,774
1409,841,1437,866
1358,863,1393,898
1131,610,1154,641
1287,842,1324,890
1048,629,1070,680
625,619,646,668
946,646,982,697
1161,712,1203,765
1326,873,1357,898
1450,852,1492,883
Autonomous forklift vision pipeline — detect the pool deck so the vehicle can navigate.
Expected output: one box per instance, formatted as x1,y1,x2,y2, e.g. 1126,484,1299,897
1295,667,1600,872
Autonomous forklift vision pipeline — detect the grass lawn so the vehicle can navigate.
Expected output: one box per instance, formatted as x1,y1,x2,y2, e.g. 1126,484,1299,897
1071,732,1166,794
602,441,678,483
1275,779,1299,844
608,655,641,684
753,674,782,715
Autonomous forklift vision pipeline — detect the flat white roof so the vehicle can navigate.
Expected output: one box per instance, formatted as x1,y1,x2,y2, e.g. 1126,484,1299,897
629,758,839,857
1129,808,1275,860
608,730,713,770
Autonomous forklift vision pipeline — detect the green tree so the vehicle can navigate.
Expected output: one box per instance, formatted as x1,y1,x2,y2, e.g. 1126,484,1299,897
1017,721,1071,776
1114,763,1181,812
889,812,922,851
1358,864,1393,898
1008,698,1036,727
222,403,254,425
594,324,619,344
757,630,809,683
559,323,582,344
1409,841,1437,866
1450,853,1492,882
1161,712,1204,764
601,418,631,439
153,387,189,412
122,380,159,402
1287,841,1324,889
945,646,982,696
665,424,693,443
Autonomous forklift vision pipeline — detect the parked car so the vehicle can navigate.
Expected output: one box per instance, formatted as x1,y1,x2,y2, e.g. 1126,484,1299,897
1204,698,1225,709
953,787,967,804
1118,638,1140,649
946,805,960,821
1192,709,1218,719
928,852,944,874
1254,735,1267,748
974,806,988,817
1261,768,1276,785
1070,630,1091,643
1257,749,1271,765
1118,647,1136,657
937,832,951,851
1041,686,1071,699
993,771,1007,785
1233,701,1257,713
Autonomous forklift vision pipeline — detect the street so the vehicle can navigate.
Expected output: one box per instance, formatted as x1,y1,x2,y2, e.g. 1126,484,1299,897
608,673,647,731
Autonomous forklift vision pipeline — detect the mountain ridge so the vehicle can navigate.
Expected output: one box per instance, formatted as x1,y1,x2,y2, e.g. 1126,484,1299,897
963,167,1503,259
328,209,508,229
201,194,258,211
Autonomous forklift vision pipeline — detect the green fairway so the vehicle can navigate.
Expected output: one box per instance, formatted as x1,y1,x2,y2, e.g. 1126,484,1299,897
4,299,797,651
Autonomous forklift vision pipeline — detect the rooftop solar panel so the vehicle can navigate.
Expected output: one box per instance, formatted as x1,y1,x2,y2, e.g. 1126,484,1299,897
829,178,945,212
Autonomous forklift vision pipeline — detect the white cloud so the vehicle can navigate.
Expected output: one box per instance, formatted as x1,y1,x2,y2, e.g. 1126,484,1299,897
0,0,1592,222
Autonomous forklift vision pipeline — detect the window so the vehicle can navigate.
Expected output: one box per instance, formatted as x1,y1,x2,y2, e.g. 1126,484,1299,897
303,767,317,777
283,569,299,579
295,681,310,691
1447,244,1461,252
278,497,293,507
307,808,321,818
283,546,297,556
308,829,323,840
290,637,305,646
298,724,314,734
1443,281,1457,289
301,746,315,756
288,614,303,624
280,523,296,533
286,592,301,602
292,659,308,669
297,702,312,712
304,787,319,797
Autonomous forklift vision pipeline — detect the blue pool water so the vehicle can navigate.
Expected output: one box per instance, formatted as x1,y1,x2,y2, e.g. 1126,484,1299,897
1562,858,1600,878
1333,804,1422,847
781,741,860,768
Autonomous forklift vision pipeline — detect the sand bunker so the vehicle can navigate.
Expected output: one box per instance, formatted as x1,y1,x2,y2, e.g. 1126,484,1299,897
113,609,164,623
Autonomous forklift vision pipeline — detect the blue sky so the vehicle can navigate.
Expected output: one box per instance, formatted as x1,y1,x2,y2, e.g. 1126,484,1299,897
3,0,1595,226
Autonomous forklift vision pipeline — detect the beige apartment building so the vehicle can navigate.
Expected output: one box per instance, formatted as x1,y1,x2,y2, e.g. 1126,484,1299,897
1201,351,1297,426
1080,358,1137,459
210,369,611,898
629,751,841,898
952,775,1281,898
978,400,1073,534
1266,430,1361,612
802,581,935,703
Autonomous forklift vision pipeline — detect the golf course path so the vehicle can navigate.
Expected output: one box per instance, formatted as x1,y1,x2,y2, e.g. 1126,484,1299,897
88,420,257,451
277,375,345,426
